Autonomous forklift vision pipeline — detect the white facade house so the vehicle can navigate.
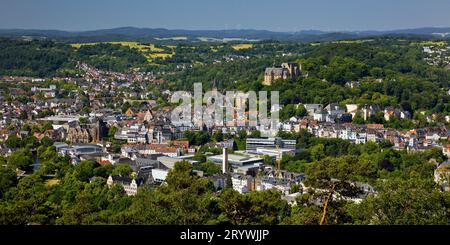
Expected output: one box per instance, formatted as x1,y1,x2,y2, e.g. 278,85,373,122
107,175,140,196
434,161,450,191
356,132,367,144
231,174,253,193
313,111,327,122
256,177,292,195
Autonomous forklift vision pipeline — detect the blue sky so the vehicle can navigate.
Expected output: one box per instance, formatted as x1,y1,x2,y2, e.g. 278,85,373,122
1,0,449,31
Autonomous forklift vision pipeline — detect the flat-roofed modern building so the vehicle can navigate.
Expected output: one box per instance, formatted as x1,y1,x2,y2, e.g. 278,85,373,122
38,115,81,124
246,137,296,151
255,147,296,160
206,153,263,167
152,168,169,184
58,144,104,156
156,156,198,169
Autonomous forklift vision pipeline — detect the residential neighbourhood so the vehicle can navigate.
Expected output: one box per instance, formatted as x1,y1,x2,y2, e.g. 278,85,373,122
1,75,449,199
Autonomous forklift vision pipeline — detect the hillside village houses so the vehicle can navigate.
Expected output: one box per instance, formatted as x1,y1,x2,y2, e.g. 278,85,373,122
422,45,450,66
279,102,448,151
31,85,57,98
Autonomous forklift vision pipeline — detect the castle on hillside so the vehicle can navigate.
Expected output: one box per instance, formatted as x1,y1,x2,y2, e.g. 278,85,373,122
263,63,301,86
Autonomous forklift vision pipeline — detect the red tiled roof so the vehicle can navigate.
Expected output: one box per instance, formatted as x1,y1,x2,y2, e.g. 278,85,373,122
136,112,146,118
173,140,189,149
99,160,112,165
367,124,384,129
123,143,179,153
33,132,45,140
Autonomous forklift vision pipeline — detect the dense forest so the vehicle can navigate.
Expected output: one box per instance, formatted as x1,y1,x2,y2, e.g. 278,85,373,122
0,38,149,74
75,43,148,71
0,38,74,77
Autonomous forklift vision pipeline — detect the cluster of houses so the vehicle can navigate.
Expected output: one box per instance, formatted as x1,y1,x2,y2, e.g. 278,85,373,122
31,85,57,98
76,62,155,82
279,103,449,151
422,45,450,67
300,103,413,124
213,54,250,64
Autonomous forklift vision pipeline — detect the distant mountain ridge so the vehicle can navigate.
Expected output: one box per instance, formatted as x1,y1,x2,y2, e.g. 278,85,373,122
0,26,449,42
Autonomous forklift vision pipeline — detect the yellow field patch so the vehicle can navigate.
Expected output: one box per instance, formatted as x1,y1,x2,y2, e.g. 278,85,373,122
108,42,164,52
332,39,374,44
70,41,174,61
232,43,253,50
413,41,448,46
70,43,95,48
149,52,175,59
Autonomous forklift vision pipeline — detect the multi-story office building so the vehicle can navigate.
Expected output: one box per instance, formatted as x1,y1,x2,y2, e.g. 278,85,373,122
245,137,296,151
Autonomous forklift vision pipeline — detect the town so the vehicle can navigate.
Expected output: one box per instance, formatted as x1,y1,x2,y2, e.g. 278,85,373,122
1,59,449,202
0,27,449,226
3,3,450,245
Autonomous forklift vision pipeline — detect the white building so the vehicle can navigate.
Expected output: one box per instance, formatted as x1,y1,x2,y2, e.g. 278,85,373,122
115,124,149,143
151,168,169,184
106,175,140,196
231,174,253,193
304,104,323,116
313,111,327,122
356,132,367,144
256,176,292,195
434,161,450,191
255,147,296,160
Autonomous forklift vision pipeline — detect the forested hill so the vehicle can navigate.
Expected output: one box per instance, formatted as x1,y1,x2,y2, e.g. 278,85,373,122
163,38,450,126
0,38,149,75
1,26,450,42
0,38,74,77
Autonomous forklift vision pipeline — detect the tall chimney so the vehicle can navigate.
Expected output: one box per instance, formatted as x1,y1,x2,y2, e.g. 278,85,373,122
222,147,228,174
